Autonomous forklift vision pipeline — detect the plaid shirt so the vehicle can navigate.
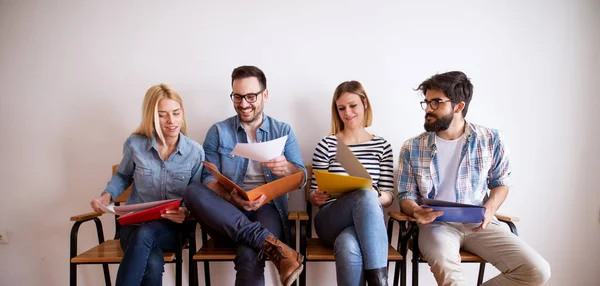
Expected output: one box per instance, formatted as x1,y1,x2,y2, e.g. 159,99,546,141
398,122,511,206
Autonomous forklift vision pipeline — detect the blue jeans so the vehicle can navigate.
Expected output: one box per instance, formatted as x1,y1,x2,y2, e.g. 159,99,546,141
116,220,179,286
183,183,283,286
314,189,388,286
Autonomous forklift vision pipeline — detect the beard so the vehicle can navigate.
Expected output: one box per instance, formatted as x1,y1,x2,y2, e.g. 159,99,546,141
424,112,454,132
237,104,264,124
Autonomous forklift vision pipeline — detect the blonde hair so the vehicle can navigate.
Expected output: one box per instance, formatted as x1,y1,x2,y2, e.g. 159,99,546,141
329,81,373,135
133,84,187,145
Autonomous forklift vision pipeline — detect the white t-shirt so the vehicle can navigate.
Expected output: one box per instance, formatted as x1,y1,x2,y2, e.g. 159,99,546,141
434,133,466,202
240,134,267,191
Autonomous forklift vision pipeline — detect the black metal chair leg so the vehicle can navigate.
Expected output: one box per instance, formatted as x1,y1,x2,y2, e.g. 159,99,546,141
203,261,211,286
477,263,486,285
102,263,111,286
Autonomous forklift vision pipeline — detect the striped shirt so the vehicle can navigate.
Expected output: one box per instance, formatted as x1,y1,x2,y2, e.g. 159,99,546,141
398,122,511,206
311,135,395,206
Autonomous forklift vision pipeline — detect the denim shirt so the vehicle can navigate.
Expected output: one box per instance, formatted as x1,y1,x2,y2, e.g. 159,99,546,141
201,114,307,243
103,133,205,205
398,122,511,206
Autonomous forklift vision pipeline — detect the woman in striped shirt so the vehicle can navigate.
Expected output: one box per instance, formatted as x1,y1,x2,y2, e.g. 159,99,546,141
309,81,394,286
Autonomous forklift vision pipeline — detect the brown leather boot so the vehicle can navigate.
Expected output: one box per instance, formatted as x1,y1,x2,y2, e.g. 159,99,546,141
260,235,304,286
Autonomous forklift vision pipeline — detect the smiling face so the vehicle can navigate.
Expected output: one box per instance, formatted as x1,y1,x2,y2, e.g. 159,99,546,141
335,92,367,131
156,98,183,140
232,76,267,125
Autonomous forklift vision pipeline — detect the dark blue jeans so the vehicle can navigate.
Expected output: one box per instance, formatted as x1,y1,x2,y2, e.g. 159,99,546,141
115,220,179,286
184,182,283,286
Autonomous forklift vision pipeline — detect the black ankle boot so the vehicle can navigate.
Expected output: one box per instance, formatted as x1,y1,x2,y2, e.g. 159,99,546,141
365,267,388,286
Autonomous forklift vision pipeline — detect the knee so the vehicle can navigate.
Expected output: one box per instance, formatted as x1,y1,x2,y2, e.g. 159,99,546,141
143,250,165,279
146,250,165,272
334,232,362,262
519,256,551,285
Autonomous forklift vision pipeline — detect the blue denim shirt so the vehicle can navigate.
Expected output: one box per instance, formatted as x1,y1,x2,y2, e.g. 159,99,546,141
201,114,307,243
103,133,205,205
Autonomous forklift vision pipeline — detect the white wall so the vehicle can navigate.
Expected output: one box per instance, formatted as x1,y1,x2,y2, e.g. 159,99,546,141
1,0,599,285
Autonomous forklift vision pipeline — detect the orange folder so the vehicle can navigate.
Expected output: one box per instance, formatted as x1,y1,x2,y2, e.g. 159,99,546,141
202,161,304,207
116,199,182,226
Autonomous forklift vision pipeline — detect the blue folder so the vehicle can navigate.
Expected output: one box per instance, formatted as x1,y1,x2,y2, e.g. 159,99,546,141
421,199,485,223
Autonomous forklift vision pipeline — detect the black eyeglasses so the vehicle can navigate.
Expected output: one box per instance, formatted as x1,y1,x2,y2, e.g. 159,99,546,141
230,88,265,103
420,99,452,110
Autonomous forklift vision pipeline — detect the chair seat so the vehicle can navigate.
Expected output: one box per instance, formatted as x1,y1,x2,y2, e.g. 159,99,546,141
71,239,175,263
305,238,403,261
193,238,237,261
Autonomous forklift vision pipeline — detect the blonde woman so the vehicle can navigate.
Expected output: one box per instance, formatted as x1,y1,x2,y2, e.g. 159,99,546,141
309,81,394,286
90,84,204,286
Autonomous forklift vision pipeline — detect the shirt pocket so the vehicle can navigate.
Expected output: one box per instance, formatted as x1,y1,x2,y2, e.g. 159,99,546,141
218,146,236,178
133,166,155,193
168,170,192,195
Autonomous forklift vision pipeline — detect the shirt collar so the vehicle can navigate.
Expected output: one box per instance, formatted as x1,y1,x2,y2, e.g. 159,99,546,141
234,113,269,133
427,120,475,149
146,133,187,155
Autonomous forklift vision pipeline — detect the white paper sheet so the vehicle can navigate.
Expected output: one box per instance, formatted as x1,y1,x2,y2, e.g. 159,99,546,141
230,135,288,162
96,200,117,214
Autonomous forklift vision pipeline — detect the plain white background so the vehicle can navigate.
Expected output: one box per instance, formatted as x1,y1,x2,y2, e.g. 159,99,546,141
0,0,599,285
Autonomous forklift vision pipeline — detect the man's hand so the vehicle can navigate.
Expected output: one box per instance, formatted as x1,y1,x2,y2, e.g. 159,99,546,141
90,193,111,213
308,189,330,206
230,189,266,211
262,155,296,177
412,205,444,225
473,205,495,232
162,207,188,224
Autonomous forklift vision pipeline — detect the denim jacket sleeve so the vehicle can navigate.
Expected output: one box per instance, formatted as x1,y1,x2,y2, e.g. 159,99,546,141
102,138,135,201
190,144,205,184
283,128,307,189
201,124,219,185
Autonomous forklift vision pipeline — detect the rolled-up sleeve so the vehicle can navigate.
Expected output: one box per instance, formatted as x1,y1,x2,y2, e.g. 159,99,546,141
398,141,418,202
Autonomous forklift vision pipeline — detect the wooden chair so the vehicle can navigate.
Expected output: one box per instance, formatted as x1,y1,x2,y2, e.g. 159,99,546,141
69,165,190,286
297,166,408,286
388,211,519,285
188,191,301,286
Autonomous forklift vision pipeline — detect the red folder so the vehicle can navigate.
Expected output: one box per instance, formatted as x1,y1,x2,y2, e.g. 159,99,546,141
116,199,182,226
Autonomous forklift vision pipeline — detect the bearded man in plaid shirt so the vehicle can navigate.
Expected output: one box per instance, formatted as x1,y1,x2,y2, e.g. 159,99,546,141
398,71,551,285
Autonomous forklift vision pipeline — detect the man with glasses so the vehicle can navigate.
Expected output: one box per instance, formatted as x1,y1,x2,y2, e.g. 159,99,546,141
398,71,550,285
184,65,307,286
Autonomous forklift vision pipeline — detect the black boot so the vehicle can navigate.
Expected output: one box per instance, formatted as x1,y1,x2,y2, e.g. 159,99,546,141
365,267,388,286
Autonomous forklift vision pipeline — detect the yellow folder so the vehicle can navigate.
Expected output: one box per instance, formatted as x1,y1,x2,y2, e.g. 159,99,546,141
313,170,372,197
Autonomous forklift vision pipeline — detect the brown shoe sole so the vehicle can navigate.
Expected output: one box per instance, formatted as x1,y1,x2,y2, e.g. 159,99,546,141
283,254,305,286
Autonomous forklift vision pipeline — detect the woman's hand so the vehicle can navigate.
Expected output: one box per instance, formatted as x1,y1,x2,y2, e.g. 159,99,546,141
309,189,330,206
90,193,111,213
162,207,188,224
